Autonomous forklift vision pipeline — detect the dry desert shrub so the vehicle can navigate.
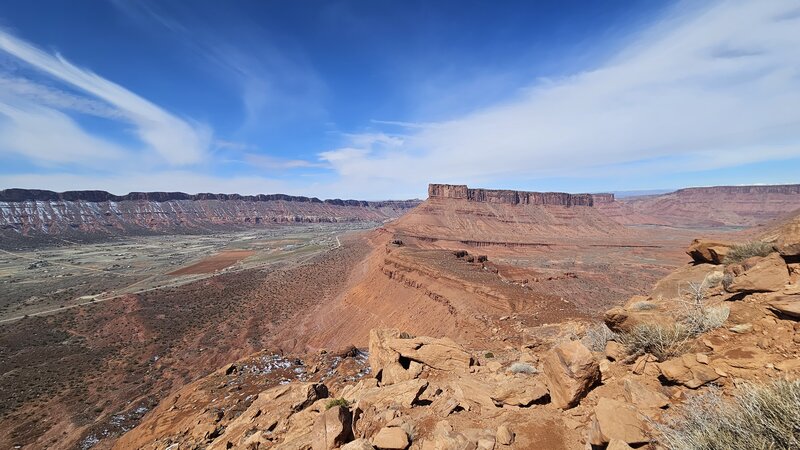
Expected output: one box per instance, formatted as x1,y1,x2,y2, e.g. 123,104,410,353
724,241,775,264
682,304,729,335
616,323,693,361
582,323,618,352
629,300,658,311
508,362,537,374
656,379,800,450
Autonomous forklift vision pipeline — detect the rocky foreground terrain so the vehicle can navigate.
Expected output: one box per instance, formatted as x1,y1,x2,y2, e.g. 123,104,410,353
112,199,800,449
0,189,419,248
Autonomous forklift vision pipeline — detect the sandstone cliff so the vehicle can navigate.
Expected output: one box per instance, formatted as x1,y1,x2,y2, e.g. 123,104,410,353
597,184,800,228
427,184,613,207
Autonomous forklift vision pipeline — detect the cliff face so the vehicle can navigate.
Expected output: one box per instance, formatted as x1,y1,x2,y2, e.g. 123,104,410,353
675,184,800,196
0,188,420,239
0,188,419,207
427,184,613,207
598,184,800,228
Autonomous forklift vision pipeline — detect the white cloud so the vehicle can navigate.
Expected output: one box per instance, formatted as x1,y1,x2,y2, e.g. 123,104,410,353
0,100,128,166
0,171,296,196
321,1,800,193
0,29,211,165
242,153,326,170
0,76,123,119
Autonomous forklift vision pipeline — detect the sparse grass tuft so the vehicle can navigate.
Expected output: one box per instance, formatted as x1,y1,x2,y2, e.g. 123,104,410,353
582,323,618,352
616,323,693,361
682,305,729,335
724,241,775,264
630,301,658,311
508,362,537,374
325,398,350,410
656,379,800,450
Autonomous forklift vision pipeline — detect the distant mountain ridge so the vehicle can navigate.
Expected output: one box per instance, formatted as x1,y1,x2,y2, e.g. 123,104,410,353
598,183,800,228
0,188,421,245
0,188,415,207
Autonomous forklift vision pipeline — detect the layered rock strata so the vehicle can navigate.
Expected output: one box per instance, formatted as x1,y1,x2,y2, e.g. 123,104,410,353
427,184,612,207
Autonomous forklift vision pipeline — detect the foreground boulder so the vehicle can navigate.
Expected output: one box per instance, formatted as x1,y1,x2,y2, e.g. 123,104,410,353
725,253,789,293
542,340,600,409
687,239,732,264
656,354,718,389
776,228,800,256
372,426,409,449
604,306,661,334
588,398,649,446
369,329,473,385
768,293,800,319
490,378,548,407
312,405,354,450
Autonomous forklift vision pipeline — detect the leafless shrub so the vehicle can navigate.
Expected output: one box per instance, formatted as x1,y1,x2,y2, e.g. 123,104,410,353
508,362,537,374
724,241,775,264
678,278,729,335
656,379,800,450
683,305,729,335
616,323,693,361
582,323,618,352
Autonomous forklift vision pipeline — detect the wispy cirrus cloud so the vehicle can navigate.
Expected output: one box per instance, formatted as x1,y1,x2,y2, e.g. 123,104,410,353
0,28,211,166
320,1,800,198
0,100,128,167
111,1,327,131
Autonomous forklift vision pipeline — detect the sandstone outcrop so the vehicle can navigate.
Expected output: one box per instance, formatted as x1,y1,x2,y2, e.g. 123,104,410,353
656,354,719,389
372,426,409,449
622,378,669,409
312,405,354,450
427,184,598,207
767,293,800,319
604,306,663,333
588,398,649,446
542,340,600,409
368,329,473,385
490,378,549,407
687,238,732,264
725,253,789,293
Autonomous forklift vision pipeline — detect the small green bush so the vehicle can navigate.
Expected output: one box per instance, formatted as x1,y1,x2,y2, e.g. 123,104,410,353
724,241,775,264
325,398,350,410
484,352,494,358
657,379,800,450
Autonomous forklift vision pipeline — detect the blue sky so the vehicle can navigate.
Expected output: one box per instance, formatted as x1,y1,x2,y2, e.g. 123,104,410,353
0,1,798,199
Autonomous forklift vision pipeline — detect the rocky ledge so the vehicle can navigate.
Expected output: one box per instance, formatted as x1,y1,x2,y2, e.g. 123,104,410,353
427,184,614,207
